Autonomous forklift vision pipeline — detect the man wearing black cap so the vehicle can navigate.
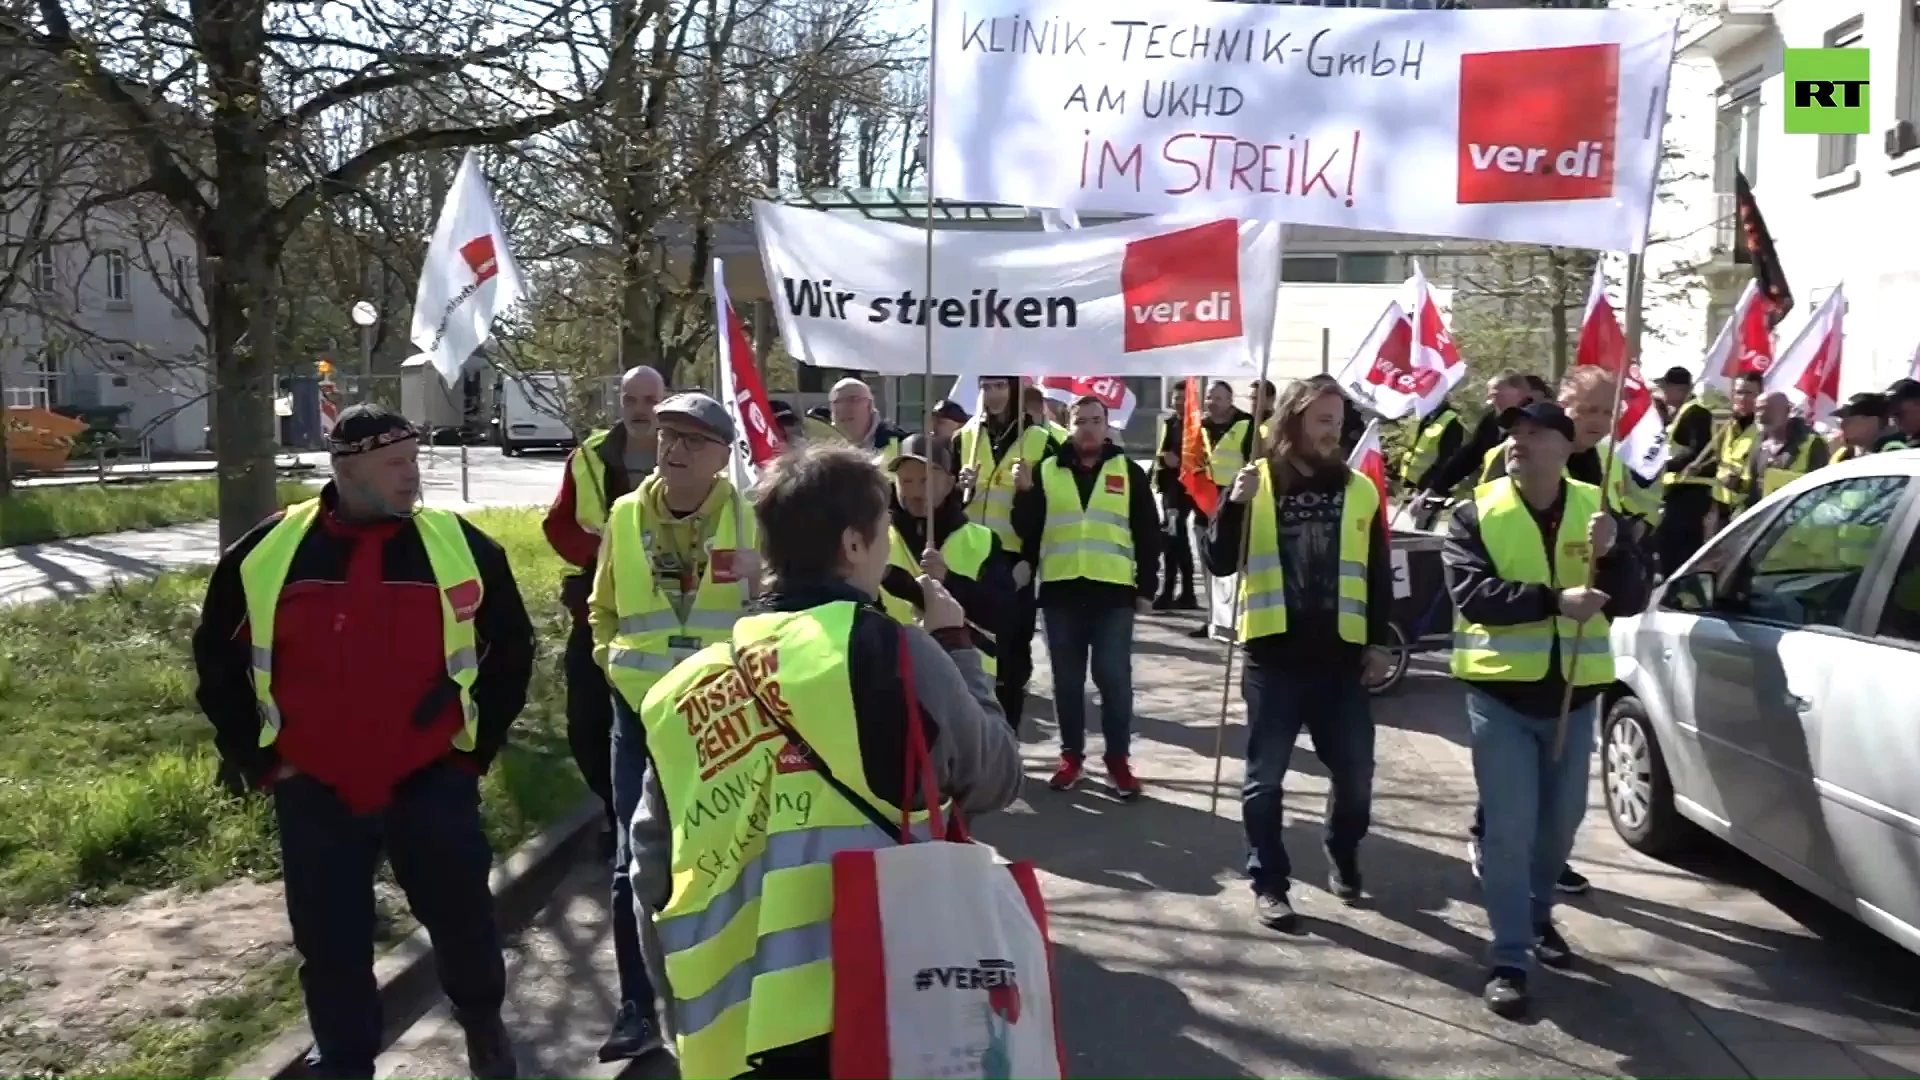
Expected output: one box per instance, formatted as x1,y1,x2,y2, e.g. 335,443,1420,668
192,403,535,1078
1654,366,1716,575
768,399,805,447
1832,393,1904,461
590,391,761,1062
1886,379,1920,449
881,433,1015,677
931,398,971,439
1443,400,1647,1019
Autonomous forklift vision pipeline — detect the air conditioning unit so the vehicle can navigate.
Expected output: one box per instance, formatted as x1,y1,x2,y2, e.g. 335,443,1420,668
1887,120,1920,159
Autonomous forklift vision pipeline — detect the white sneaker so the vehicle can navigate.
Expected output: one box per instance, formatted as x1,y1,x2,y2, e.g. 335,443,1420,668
1467,839,1483,881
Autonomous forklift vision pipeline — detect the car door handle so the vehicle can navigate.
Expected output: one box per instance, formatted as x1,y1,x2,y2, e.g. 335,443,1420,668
1784,692,1812,713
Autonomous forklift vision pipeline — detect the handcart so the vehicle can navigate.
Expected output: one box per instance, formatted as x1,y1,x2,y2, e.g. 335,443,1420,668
1365,499,1457,696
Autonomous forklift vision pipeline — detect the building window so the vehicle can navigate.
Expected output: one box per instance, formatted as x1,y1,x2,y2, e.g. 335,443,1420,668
1714,85,1761,192
30,249,55,292
1817,19,1863,179
104,249,128,302
1340,253,1395,283
1281,255,1339,283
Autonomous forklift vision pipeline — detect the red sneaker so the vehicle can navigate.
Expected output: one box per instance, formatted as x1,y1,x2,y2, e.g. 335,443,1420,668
1048,755,1084,791
1105,756,1142,799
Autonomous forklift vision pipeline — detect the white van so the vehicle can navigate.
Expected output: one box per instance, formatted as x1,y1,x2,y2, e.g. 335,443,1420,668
492,372,578,455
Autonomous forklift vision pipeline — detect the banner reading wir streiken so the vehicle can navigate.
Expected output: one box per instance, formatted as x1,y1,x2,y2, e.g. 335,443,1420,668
753,199,1283,376
930,0,1677,253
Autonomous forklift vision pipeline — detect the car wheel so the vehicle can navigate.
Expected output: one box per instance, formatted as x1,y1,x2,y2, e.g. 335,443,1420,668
1602,696,1690,856
1363,621,1410,697
501,440,520,457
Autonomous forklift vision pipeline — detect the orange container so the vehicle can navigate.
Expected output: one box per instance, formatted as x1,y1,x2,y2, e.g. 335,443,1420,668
4,406,88,472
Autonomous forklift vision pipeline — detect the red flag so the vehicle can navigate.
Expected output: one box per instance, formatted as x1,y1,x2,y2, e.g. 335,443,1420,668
1767,285,1845,422
1038,375,1138,428
1347,419,1387,510
1178,375,1218,518
712,260,784,486
1575,267,1667,480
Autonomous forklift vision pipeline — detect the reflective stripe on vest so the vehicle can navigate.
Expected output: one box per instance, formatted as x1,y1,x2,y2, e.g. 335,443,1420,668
1038,456,1134,586
957,421,1053,555
1239,462,1378,643
239,500,483,750
603,477,755,709
880,522,999,678
1450,477,1614,686
1207,418,1251,487
1711,419,1760,506
1761,437,1817,498
638,602,939,1079
1400,408,1458,488
1665,402,1714,487
571,430,614,534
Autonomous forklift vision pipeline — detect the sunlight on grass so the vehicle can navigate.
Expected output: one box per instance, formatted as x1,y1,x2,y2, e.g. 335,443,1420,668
0,507,585,917
0,477,314,547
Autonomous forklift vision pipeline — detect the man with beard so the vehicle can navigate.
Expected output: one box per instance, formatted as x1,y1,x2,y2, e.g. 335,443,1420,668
879,433,1014,671
956,376,1060,733
1707,372,1764,532
1741,390,1829,508
1206,375,1394,930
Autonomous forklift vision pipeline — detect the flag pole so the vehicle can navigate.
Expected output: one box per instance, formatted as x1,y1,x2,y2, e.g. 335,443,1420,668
920,0,940,555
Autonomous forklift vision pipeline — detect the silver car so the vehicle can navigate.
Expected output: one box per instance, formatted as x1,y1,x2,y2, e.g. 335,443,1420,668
1603,449,1920,956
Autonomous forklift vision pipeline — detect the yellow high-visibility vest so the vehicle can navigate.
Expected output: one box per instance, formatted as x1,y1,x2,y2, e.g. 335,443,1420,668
569,429,615,535
602,477,756,710
1478,439,1658,522
880,522,999,678
1451,477,1613,686
639,603,937,1079
1760,437,1817,498
240,499,482,750
1665,402,1715,488
1239,462,1379,643
1711,418,1761,506
955,420,1053,555
1206,418,1252,487
1037,456,1134,586
1400,407,1460,489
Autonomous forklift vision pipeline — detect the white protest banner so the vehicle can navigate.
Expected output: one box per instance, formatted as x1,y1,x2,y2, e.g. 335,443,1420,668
754,198,1282,377
931,0,1677,253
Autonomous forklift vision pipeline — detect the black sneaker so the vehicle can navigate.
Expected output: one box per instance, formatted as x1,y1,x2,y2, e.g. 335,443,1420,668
1174,594,1201,610
1327,858,1363,904
1186,626,1211,640
1556,867,1591,895
461,1015,519,1079
1151,593,1174,611
1533,922,1574,970
1254,891,1297,931
598,1000,664,1063
1483,966,1529,1018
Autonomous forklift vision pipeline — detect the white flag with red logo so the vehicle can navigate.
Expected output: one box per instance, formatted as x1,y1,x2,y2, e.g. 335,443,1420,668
1333,262,1463,421
1038,375,1136,429
1766,285,1845,422
1407,261,1465,416
1575,265,1668,481
713,259,785,490
411,151,527,388
1347,419,1387,510
1700,280,1776,392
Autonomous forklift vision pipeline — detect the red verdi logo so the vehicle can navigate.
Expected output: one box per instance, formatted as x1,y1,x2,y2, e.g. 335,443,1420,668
1119,219,1242,353
1457,44,1620,205
460,235,500,284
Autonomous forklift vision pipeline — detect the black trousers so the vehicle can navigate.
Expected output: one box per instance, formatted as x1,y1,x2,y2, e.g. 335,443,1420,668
1159,501,1196,600
997,580,1039,732
274,762,505,1078
1656,485,1714,579
564,613,616,829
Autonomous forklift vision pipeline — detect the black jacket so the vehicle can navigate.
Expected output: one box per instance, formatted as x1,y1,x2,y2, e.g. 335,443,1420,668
882,490,1017,662
1204,464,1395,674
1402,408,1465,492
1661,400,1716,481
1444,481,1649,719
1424,412,1504,496
1010,441,1161,608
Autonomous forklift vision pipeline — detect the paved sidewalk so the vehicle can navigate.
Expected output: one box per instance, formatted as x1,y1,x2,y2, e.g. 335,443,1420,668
367,613,1920,1079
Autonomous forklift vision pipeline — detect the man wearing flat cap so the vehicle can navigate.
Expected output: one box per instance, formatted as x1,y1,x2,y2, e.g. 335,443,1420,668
192,403,536,1078
588,392,762,1057
1654,366,1716,575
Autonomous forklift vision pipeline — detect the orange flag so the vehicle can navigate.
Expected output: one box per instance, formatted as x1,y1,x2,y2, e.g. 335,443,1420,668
1178,376,1219,518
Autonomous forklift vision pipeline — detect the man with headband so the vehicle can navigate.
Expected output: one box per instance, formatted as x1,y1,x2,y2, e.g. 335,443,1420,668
192,403,536,1077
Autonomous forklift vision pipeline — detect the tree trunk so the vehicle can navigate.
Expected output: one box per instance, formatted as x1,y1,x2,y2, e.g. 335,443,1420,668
209,247,283,545
1548,251,1572,383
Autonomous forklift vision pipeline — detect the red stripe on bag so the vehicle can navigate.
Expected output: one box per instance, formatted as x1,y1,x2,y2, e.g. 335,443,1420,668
1008,862,1069,1080
831,848,890,1079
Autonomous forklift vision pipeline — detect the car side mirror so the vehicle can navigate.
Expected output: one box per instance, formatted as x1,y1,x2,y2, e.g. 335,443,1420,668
1665,570,1715,613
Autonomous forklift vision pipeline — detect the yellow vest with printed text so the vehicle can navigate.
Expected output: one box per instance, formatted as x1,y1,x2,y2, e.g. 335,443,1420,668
603,477,757,711
1239,462,1379,644
1038,456,1135,586
638,603,937,1080
1451,477,1614,686
239,500,482,751
880,522,999,678
956,420,1054,555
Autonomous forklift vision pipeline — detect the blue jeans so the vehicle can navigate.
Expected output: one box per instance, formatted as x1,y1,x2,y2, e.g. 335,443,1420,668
1466,688,1597,972
610,695,660,1012
1042,604,1135,759
1241,661,1376,896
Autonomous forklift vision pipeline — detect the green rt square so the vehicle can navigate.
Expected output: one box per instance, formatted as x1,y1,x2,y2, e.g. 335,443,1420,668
1785,48,1870,135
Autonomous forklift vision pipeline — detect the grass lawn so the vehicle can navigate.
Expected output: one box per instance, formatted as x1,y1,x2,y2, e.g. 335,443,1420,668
0,506,586,1076
0,477,315,548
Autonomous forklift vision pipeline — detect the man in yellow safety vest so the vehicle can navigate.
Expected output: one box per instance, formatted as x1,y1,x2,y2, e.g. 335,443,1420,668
1399,398,1464,495
192,404,535,1078
1653,366,1717,575
1740,391,1829,509
1011,395,1161,796
629,443,1022,1078
1443,399,1648,1019
1708,372,1764,527
1830,392,1905,462
589,392,762,1062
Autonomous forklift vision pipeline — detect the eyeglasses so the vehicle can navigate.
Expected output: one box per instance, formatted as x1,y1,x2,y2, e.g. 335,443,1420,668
659,427,726,451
